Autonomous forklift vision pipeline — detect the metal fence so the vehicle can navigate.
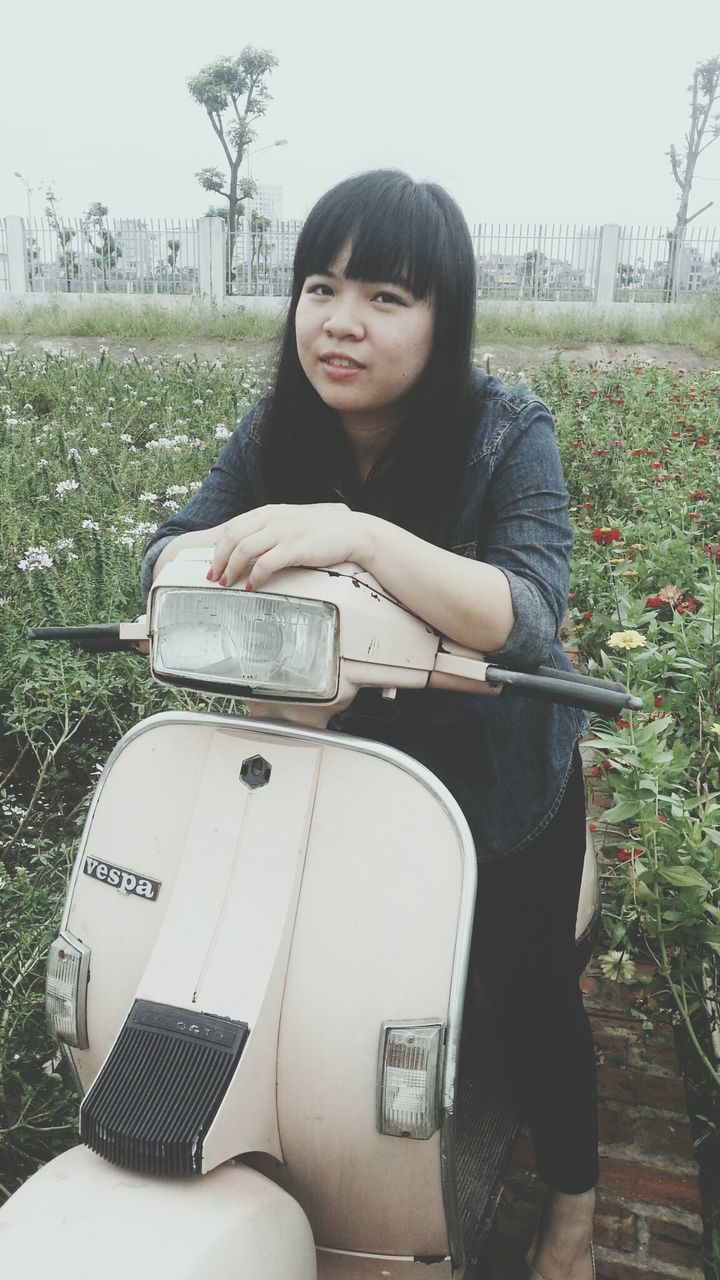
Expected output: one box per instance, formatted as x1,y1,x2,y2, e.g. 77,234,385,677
2,215,720,303
0,220,9,291
614,225,720,302
473,224,601,302
24,218,200,295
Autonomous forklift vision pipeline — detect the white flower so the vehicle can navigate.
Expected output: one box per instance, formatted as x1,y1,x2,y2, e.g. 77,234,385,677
139,492,158,503
162,499,180,511
18,545,54,572
215,425,231,440
56,537,75,551
37,459,49,470
98,344,109,355
166,485,189,497
81,518,100,532
67,447,81,463
193,398,204,407
116,533,136,548
0,596,8,606
54,479,80,498
189,481,202,491
120,433,133,444
101,420,112,428
89,446,99,456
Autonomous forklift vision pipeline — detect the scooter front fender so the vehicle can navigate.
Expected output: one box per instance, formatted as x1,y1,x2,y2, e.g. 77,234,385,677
0,1145,316,1280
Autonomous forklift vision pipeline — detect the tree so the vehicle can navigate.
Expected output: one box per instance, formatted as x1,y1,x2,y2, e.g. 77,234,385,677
250,211,272,289
188,47,278,293
82,202,121,291
44,187,78,293
665,57,720,301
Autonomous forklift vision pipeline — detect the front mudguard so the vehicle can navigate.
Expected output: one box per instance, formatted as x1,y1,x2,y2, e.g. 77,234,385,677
0,1144,316,1280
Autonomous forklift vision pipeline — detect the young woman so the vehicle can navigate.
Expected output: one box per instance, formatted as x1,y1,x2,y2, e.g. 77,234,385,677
141,170,597,1280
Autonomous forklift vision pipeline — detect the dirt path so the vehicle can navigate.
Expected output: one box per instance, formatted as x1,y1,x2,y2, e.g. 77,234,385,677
2,334,718,370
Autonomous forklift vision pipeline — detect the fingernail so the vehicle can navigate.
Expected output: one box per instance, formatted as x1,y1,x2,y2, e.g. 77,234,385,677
219,575,227,586
206,569,214,581
244,581,254,592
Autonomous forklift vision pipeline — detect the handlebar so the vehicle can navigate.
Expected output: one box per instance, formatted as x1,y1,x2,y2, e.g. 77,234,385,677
484,664,643,715
26,625,136,653
26,623,643,717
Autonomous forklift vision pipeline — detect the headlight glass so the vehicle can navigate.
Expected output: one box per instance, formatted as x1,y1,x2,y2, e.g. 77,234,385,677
378,1022,443,1140
151,587,339,700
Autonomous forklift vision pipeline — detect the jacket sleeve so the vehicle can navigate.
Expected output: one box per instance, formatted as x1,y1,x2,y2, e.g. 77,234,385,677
479,400,573,668
139,403,265,602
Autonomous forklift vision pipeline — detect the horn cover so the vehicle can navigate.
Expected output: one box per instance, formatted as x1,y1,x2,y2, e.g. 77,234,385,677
80,1000,248,1175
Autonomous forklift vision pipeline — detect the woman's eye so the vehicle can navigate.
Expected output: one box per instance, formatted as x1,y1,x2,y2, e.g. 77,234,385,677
306,281,332,296
373,290,405,305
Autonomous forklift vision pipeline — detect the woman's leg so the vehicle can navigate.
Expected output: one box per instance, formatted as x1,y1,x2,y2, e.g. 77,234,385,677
471,749,598,1273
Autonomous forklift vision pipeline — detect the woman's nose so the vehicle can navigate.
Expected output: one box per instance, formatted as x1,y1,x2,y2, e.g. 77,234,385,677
323,300,364,340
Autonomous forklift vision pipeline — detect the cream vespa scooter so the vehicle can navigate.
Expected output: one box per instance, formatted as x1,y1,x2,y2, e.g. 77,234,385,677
0,549,641,1280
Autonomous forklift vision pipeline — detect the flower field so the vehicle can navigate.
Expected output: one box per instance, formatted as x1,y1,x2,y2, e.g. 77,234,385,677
0,348,718,1251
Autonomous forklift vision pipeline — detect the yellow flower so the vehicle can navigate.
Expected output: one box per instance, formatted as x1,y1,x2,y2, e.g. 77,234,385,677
622,570,638,577
608,630,647,651
610,557,626,564
711,723,720,737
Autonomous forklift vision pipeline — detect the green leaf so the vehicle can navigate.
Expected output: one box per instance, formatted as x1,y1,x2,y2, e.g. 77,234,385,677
658,866,711,890
602,798,642,823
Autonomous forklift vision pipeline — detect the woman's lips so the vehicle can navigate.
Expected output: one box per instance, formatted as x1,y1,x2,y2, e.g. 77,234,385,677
319,353,365,380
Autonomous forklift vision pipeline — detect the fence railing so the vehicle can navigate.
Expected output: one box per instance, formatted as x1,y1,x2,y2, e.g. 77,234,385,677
615,225,720,302
2,216,719,305
473,224,601,302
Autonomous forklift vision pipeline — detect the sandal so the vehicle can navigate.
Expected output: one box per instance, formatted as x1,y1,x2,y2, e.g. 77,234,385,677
528,1241,596,1280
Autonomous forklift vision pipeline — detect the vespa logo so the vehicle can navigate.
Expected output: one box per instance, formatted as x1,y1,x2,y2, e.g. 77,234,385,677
83,856,160,902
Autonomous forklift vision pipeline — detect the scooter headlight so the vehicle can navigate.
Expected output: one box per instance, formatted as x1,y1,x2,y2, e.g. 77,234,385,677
46,932,90,1049
150,587,339,700
377,1021,443,1140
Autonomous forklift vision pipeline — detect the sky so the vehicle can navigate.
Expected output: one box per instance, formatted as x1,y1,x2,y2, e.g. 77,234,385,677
2,0,720,230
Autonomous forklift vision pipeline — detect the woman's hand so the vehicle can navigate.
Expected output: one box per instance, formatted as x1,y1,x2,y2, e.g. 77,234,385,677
208,503,367,590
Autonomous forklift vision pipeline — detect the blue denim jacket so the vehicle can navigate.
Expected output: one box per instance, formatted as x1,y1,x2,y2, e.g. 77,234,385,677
140,369,588,859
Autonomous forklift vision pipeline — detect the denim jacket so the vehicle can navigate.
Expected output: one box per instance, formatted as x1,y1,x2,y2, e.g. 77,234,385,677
140,369,588,860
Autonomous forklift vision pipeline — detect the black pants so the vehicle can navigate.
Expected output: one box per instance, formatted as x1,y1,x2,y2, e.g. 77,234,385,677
470,748,600,1194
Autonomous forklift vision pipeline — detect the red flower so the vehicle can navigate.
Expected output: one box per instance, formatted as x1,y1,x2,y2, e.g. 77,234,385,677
582,502,593,510
582,610,593,621
588,822,597,832
686,512,701,519
616,848,643,862
645,595,663,609
676,596,699,614
694,435,710,446
689,491,709,501
654,695,663,707
702,543,720,561
615,718,630,729
592,528,621,545
593,449,606,456
631,448,653,457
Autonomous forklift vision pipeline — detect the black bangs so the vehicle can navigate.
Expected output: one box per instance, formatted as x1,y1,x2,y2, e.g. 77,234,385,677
293,170,448,299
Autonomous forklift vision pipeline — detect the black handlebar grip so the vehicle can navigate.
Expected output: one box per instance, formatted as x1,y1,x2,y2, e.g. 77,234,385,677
486,665,643,716
26,625,131,652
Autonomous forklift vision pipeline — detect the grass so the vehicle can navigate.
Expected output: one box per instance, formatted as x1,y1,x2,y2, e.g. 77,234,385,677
1,293,720,354
475,294,720,354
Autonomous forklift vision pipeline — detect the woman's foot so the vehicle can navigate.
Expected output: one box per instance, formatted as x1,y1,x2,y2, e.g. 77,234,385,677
526,1187,595,1280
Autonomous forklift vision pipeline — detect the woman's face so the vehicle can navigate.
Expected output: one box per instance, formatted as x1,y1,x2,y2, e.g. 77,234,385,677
295,241,434,428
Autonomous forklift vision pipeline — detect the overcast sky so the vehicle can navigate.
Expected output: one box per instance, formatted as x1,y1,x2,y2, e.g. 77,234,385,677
2,0,719,229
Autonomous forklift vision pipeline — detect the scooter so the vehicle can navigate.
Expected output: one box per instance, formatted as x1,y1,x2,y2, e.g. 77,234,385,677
0,548,641,1279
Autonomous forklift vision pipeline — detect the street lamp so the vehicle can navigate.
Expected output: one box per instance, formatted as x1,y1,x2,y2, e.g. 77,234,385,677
246,138,288,182
14,171,33,225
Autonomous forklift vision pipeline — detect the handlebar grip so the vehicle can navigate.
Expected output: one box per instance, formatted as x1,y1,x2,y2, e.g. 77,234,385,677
485,665,643,716
27,625,132,653
533,666,626,695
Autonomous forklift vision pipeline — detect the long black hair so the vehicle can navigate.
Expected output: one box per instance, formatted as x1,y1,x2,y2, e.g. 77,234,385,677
261,170,476,546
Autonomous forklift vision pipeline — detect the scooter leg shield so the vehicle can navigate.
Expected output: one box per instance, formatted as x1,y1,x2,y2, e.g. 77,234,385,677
0,1145,317,1280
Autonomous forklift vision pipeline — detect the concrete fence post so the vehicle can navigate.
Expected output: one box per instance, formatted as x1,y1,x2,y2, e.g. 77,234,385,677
198,217,226,305
596,224,620,308
6,217,29,293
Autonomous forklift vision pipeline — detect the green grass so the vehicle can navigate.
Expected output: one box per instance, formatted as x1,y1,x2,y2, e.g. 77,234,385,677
1,293,720,354
0,301,284,343
475,294,720,354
